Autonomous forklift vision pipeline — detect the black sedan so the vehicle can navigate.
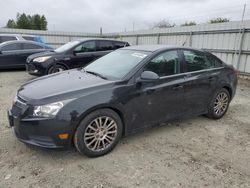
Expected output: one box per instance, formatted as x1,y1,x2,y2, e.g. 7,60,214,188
0,40,52,69
8,45,238,157
26,38,129,75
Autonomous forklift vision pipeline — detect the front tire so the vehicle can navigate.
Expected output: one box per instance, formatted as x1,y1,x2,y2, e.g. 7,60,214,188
206,88,230,119
47,64,67,74
74,109,123,157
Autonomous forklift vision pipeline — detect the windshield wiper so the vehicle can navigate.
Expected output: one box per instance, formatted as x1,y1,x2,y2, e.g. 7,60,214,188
85,70,108,80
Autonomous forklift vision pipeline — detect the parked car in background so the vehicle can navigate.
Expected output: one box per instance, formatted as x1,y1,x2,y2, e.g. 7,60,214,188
0,33,43,43
0,33,51,48
0,40,53,69
8,45,238,157
26,38,130,75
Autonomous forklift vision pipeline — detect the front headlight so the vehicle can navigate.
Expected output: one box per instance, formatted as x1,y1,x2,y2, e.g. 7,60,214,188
33,99,74,118
33,56,51,63
33,102,63,118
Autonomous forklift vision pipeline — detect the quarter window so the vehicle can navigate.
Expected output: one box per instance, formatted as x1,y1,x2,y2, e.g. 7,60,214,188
22,36,36,41
113,42,126,49
97,41,114,51
74,41,96,53
145,50,180,77
183,50,212,72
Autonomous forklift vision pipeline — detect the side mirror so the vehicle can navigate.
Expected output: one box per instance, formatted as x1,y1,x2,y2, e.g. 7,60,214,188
137,71,160,83
73,50,77,55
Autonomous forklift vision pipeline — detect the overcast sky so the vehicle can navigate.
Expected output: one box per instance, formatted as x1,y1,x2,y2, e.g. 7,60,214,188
0,0,249,33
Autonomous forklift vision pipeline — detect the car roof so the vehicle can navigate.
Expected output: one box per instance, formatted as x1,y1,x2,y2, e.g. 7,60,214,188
0,40,44,47
0,33,35,37
122,45,205,53
74,38,127,43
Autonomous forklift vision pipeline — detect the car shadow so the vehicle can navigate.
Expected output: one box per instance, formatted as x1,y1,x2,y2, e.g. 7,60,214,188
0,68,26,72
21,116,206,160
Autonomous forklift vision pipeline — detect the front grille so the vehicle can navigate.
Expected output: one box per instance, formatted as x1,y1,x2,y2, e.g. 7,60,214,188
17,96,26,105
17,95,26,103
11,95,29,118
27,64,37,71
26,57,32,63
11,105,22,117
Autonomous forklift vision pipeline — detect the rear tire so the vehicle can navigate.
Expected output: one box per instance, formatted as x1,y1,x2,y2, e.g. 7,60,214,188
206,88,230,119
74,109,123,157
47,64,67,74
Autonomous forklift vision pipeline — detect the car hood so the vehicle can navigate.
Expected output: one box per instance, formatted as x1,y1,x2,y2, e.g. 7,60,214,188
27,51,60,61
18,69,115,104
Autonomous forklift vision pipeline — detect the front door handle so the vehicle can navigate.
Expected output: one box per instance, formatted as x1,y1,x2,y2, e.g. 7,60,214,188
172,85,183,90
145,88,155,94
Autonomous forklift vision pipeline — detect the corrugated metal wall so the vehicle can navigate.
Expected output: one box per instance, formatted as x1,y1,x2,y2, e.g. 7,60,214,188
1,20,250,74
106,21,250,74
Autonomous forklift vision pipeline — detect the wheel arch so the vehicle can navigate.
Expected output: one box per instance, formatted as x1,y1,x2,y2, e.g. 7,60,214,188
46,61,69,74
222,85,233,100
71,105,127,145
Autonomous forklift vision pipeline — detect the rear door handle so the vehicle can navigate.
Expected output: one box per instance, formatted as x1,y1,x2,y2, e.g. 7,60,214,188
208,76,215,82
172,85,183,90
63,57,71,61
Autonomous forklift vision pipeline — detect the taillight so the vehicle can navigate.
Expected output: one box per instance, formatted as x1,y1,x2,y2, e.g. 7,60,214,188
234,69,240,76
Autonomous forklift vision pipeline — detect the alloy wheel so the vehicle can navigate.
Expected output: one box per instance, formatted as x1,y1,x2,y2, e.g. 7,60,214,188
84,116,118,152
52,67,64,73
214,92,229,116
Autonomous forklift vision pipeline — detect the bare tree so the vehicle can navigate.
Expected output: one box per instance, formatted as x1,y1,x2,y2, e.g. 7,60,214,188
152,19,175,29
181,21,197,26
209,18,230,24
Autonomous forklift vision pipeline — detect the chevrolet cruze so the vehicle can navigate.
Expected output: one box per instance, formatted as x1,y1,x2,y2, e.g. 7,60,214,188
8,45,238,157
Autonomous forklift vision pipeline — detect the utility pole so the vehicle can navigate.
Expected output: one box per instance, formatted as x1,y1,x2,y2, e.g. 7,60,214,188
132,22,135,32
241,3,246,22
235,3,246,70
100,27,102,36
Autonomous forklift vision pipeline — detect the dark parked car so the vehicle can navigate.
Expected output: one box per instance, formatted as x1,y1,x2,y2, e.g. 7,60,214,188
0,40,53,69
26,38,130,75
0,33,46,44
8,45,238,157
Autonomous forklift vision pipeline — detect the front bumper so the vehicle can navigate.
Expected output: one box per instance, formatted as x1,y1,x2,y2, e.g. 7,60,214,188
8,109,73,149
26,63,46,76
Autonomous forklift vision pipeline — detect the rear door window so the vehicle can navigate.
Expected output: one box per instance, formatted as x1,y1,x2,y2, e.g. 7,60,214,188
23,43,43,50
2,43,22,51
183,50,211,72
97,41,114,51
206,53,223,68
74,41,96,53
0,36,17,43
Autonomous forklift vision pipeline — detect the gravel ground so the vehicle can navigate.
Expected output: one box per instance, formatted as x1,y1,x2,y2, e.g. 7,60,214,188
0,70,250,188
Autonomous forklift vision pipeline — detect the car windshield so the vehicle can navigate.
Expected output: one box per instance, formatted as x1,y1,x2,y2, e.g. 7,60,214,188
55,41,80,53
85,49,150,80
